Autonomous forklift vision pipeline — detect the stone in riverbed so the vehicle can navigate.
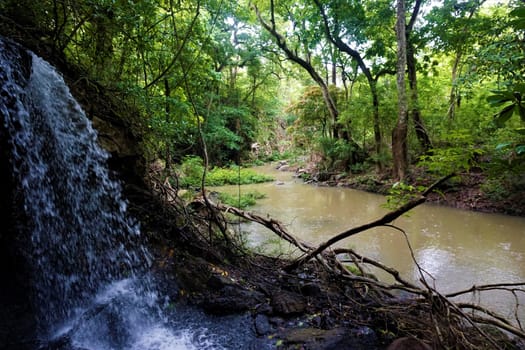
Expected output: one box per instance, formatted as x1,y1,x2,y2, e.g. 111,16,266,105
271,291,307,315
199,286,266,315
254,314,273,335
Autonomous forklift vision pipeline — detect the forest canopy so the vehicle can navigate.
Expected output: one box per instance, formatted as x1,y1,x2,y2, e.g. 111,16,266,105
2,0,524,197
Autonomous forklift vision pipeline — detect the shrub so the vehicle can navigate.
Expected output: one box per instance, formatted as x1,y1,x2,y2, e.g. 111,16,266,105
176,156,274,189
217,191,266,209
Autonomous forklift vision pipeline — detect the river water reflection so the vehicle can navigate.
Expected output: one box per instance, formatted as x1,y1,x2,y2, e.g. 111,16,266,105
214,165,525,321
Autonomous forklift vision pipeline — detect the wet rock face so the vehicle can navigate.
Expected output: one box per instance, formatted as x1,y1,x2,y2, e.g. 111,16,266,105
0,37,146,347
0,37,37,349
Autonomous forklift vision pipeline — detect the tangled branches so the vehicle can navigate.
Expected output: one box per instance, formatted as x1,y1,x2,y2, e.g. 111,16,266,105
149,170,525,348
206,181,524,348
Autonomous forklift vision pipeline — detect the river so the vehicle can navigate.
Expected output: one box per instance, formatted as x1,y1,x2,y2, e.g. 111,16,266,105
214,164,525,322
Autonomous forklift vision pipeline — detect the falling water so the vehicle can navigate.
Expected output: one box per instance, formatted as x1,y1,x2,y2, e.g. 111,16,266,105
1,37,149,332
0,38,257,349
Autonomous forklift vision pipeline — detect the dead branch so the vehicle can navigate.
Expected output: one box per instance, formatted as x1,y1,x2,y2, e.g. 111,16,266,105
445,282,525,298
334,247,424,295
206,201,314,253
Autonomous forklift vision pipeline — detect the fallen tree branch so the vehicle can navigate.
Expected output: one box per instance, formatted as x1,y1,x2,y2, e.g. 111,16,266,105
203,173,525,347
445,282,525,298
202,200,314,253
285,173,455,271
334,247,424,295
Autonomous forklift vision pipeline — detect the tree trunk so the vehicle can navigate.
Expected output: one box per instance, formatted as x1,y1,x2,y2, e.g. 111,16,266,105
331,47,337,86
407,41,431,151
405,0,431,152
447,51,461,120
371,81,383,170
392,0,408,181
314,0,381,164
446,2,481,120
164,78,172,169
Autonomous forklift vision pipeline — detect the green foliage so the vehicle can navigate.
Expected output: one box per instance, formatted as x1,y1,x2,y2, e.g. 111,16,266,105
176,156,274,189
487,84,525,127
177,156,205,188
217,191,266,209
383,182,425,210
206,166,274,186
8,0,525,197
343,264,363,276
482,135,525,201
419,130,484,176
317,137,358,171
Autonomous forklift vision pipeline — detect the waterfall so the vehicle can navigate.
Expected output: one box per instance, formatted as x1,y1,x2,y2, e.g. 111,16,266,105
0,38,258,350
0,37,148,330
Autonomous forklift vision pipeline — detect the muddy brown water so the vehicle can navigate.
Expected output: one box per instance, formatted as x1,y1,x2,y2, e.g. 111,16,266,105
213,165,525,322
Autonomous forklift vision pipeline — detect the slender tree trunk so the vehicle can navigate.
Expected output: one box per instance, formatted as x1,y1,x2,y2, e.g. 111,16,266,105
407,41,431,151
164,78,172,168
255,3,353,144
314,0,381,164
392,0,408,181
405,0,431,152
370,81,382,167
446,2,482,120
447,52,461,120
331,47,337,86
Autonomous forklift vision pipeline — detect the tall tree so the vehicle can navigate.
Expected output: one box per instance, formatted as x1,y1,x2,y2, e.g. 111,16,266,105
425,0,486,121
406,0,432,151
393,0,408,180
254,0,356,146
313,0,396,168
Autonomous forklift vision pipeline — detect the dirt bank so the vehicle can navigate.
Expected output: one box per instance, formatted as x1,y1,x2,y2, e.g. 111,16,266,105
290,161,525,217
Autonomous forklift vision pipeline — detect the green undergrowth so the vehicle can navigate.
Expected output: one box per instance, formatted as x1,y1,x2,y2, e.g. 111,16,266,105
217,191,266,209
176,156,274,188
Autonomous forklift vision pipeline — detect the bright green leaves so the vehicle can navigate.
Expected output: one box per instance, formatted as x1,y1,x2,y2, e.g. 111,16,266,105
383,182,426,211
488,84,525,127
176,156,273,189
419,130,483,176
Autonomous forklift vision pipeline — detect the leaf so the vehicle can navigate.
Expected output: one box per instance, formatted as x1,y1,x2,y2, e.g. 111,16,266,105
516,145,525,155
486,94,513,107
510,7,525,18
494,104,516,127
514,21,525,30
513,83,525,94
495,142,512,151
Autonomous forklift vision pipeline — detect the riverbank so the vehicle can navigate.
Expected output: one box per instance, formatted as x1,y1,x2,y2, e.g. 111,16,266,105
284,160,525,217
131,186,391,349
131,176,525,350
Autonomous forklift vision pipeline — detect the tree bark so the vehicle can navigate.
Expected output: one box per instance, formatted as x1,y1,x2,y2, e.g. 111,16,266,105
392,0,408,181
407,43,431,151
406,0,431,152
447,51,461,120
